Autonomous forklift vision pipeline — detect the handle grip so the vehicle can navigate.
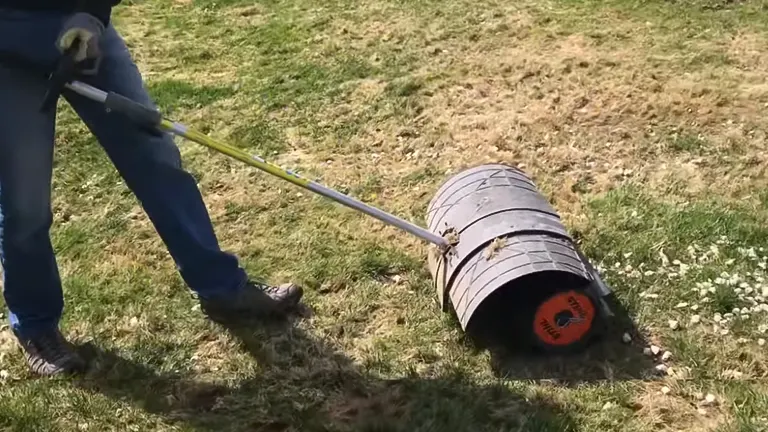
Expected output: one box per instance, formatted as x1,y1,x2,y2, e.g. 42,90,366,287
41,42,81,112
104,92,163,133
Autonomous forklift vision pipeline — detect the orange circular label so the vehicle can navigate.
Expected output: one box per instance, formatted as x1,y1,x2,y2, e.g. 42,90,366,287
533,290,595,346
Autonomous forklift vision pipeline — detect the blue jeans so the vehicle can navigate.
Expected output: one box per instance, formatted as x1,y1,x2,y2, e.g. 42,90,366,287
0,9,248,337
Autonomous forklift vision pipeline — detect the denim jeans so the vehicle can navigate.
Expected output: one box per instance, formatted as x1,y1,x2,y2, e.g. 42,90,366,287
0,9,248,337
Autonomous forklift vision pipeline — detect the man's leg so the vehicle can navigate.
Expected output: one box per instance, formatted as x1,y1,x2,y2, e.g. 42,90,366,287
0,55,85,376
0,62,61,338
64,26,302,317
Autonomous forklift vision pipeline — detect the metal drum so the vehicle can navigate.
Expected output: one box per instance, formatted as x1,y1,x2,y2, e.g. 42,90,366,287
426,164,609,352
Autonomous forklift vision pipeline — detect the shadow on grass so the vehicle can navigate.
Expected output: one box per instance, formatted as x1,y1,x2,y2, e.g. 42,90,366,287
71,312,580,432
469,293,659,384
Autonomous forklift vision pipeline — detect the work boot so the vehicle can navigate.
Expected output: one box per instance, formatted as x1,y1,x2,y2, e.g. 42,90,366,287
13,328,87,376
199,280,303,324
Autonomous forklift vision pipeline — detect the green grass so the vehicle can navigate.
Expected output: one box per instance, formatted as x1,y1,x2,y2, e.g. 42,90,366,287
2,0,768,431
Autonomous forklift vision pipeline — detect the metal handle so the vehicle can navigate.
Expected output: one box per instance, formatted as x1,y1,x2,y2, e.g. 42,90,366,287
64,80,452,251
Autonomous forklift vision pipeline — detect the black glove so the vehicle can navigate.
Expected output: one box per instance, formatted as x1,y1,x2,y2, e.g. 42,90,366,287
56,12,105,75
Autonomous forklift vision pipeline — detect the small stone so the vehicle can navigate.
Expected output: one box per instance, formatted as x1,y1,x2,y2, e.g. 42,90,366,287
129,317,139,327
690,315,701,324
732,307,741,315
661,351,673,361
697,408,708,415
655,364,668,373
622,332,632,343
724,313,734,319
675,302,689,308
643,347,653,356
741,314,750,320
759,338,766,346
713,313,723,323
669,320,680,330
661,386,671,395
737,338,748,344
651,345,662,355
703,394,717,406
0,370,8,380
691,304,700,311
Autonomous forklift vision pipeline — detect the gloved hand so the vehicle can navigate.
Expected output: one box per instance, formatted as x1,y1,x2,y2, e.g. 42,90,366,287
56,12,105,74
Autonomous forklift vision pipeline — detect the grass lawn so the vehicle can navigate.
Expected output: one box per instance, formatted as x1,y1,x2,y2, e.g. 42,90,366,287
2,0,768,430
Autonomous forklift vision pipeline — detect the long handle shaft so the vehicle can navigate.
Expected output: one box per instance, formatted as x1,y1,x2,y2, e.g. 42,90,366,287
64,81,450,249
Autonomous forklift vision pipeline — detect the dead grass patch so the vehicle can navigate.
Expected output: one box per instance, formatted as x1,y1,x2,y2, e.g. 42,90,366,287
632,383,729,431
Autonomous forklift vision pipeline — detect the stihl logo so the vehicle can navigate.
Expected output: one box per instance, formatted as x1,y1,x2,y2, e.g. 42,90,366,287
568,296,587,319
539,319,561,340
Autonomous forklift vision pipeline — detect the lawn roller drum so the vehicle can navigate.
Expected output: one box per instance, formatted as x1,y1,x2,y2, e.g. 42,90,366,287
27,48,615,354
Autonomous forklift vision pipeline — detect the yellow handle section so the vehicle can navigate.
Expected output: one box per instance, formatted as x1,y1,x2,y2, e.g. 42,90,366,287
160,119,311,188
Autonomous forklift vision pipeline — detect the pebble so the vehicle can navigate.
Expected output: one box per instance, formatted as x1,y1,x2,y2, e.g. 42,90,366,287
738,338,749,344
669,320,680,330
759,338,766,346
643,347,653,356
129,317,139,327
691,304,700,311
675,302,689,308
622,332,632,343
690,315,701,324
661,386,671,395
732,308,741,315
741,314,750,320
651,345,662,355
714,313,723,323
655,364,669,373
661,351,673,361
702,394,717,406
0,370,8,380
697,408,708,415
